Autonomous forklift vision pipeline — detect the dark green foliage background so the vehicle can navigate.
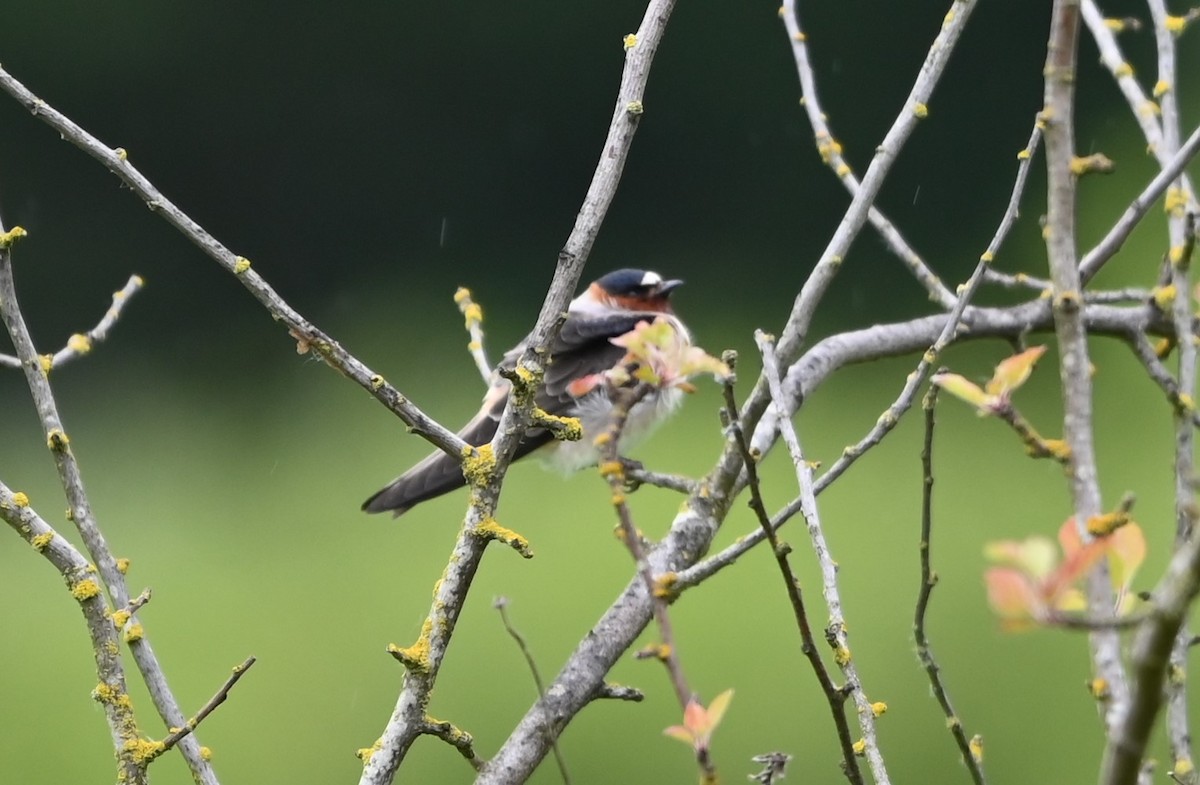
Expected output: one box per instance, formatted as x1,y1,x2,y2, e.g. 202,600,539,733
1,1,1198,783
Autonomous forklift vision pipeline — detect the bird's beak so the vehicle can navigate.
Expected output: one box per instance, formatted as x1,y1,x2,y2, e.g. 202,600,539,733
655,279,684,297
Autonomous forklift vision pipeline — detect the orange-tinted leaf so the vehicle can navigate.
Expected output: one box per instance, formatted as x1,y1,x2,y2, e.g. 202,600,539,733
1108,522,1146,590
984,536,1058,579
984,567,1041,620
1058,517,1083,557
931,372,991,411
664,724,695,746
704,689,734,733
985,346,1047,398
1046,537,1109,600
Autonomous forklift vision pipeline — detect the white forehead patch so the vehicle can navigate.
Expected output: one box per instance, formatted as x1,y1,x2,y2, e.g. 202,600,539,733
640,271,663,286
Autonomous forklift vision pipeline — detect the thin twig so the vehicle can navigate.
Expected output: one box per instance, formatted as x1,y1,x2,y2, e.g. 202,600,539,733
154,657,257,759
0,272,144,371
804,116,1044,495
914,385,987,785
494,597,571,785
757,332,890,785
454,287,492,385
0,66,468,463
1124,330,1200,428
420,718,483,770
597,382,716,782
625,466,697,494
1078,123,1200,284
722,355,863,785
0,215,217,783
779,1,956,309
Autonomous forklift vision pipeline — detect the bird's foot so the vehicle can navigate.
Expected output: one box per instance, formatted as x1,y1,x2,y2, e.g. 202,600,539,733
619,457,645,493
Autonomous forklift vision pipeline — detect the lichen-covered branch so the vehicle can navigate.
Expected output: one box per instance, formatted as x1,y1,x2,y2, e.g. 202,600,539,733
0,217,220,784
0,482,146,784
363,4,680,783
0,271,144,371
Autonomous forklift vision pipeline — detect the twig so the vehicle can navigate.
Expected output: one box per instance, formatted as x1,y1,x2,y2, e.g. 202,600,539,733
454,287,492,384
801,116,1044,495
0,482,145,784
420,718,483,770
598,389,678,690
494,597,571,785
625,466,696,494
757,332,890,785
1078,123,1200,284
722,353,863,785
772,0,979,367
1124,330,1200,428
677,297,1175,586
154,657,257,759
372,5,681,783
592,683,645,702
1100,529,1200,784
0,215,219,784
914,385,987,785
0,66,468,463
1145,0,1199,767
1042,0,1130,735
779,1,956,309
0,272,144,371
1079,0,1198,214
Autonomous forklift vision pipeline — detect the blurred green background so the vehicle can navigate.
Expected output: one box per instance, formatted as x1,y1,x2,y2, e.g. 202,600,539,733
2,1,1199,783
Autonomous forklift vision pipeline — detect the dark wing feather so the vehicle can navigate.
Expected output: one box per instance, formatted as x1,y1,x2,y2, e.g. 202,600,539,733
361,401,502,516
363,311,650,516
541,312,650,403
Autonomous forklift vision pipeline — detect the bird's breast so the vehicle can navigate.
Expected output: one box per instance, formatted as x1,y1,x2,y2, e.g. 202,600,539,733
539,386,685,474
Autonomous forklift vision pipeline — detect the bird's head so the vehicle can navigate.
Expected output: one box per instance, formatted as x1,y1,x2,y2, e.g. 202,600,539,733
576,268,684,314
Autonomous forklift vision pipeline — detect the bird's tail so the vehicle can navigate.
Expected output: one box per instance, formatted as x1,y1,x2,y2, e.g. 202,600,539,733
361,450,467,517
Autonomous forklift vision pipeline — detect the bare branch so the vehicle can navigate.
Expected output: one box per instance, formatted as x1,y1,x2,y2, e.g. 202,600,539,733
0,215,218,784
0,67,468,462
454,287,493,385
721,353,862,785
0,272,144,371
779,1,956,309
680,299,1174,586
494,597,571,785
914,386,987,785
756,332,890,785
369,5,681,783
154,657,257,760
0,482,145,784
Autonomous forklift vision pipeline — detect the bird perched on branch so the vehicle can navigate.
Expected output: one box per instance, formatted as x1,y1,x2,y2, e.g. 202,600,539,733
362,268,689,516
